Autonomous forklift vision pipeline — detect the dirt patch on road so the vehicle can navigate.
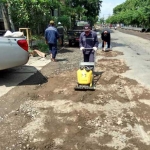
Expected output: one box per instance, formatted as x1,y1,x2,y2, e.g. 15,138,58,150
97,50,124,57
117,28,150,41
1,50,150,150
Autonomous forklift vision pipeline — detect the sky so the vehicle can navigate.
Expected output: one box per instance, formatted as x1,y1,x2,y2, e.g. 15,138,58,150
99,0,126,19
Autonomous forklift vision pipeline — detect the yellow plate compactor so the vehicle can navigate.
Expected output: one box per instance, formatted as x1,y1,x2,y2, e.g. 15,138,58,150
74,62,95,90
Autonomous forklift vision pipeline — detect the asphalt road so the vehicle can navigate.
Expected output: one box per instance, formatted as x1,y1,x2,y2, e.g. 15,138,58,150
0,28,150,96
0,56,50,97
111,29,150,89
1,28,150,149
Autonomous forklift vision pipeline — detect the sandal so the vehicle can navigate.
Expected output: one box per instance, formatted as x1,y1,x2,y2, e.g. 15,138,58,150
51,58,55,62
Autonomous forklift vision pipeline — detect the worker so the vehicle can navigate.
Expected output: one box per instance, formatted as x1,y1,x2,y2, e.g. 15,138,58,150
44,20,60,62
57,22,64,46
101,29,111,51
79,24,99,62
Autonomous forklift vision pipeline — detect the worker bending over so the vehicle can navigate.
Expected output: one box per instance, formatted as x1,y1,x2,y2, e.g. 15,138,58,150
101,29,111,51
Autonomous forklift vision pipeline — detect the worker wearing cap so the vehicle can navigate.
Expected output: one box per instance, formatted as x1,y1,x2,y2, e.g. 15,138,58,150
45,20,60,62
101,29,111,51
57,22,64,46
79,24,99,62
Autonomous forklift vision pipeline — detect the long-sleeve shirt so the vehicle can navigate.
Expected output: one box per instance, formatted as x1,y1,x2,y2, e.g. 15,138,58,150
79,31,99,49
57,26,64,35
101,30,111,42
45,26,59,44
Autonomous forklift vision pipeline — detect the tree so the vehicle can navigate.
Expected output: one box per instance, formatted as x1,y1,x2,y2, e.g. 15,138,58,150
106,0,150,28
0,2,10,30
99,17,105,24
0,0,102,33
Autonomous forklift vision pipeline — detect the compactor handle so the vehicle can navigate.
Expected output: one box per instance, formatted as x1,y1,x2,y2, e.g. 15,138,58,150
85,48,93,49
81,48,94,50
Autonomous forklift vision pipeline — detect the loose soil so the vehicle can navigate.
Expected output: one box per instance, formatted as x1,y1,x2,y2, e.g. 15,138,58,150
117,28,150,41
0,29,150,150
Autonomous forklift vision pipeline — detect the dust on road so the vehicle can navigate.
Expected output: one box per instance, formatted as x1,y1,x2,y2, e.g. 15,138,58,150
1,48,150,150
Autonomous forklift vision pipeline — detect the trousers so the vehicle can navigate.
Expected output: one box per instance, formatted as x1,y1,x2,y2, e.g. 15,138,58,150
59,35,64,46
83,50,95,62
48,43,57,59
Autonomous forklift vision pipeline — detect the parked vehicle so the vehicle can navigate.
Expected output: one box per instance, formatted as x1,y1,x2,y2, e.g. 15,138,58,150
0,36,29,70
0,30,6,36
67,21,91,46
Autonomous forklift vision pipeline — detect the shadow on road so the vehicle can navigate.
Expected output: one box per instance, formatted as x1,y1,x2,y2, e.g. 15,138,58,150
58,48,73,53
111,41,126,47
0,66,48,87
56,58,68,62
94,71,103,85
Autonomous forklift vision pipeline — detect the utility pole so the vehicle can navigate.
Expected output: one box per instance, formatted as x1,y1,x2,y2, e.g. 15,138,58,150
103,14,104,25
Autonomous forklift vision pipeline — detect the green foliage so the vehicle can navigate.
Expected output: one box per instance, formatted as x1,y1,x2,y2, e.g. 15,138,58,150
99,17,105,24
57,15,70,31
106,0,150,28
36,41,49,53
1,0,102,33
60,0,102,27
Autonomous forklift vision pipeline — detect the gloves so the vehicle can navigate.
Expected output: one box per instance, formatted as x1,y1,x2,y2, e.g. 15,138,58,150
93,47,98,51
80,47,84,51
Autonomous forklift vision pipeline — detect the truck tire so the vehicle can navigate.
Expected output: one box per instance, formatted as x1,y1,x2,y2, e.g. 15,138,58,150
69,40,72,46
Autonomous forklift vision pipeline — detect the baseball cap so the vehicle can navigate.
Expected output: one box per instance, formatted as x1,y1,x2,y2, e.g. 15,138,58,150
84,24,91,31
50,20,54,24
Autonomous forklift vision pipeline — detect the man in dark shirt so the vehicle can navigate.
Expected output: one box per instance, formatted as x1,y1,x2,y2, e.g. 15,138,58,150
45,20,60,62
57,22,64,46
101,29,111,51
79,25,99,62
